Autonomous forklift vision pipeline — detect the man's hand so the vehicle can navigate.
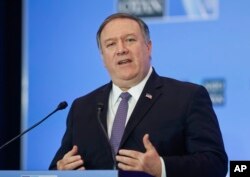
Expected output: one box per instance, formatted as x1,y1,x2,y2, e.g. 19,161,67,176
116,134,162,177
57,145,85,170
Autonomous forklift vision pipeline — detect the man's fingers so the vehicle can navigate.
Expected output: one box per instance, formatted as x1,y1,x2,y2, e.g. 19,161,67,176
118,149,141,158
116,155,137,166
77,166,85,170
118,162,141,171
63,159,84,170
117,135,161,177
143,134,154,151
57,155,83,170
57,145,85,170
64,155,83,165
64,145,78,158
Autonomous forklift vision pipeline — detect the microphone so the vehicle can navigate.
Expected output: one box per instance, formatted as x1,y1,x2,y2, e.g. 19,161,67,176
97,102,107,140
0,101,68,150
96,102,116,169
97,102,104,121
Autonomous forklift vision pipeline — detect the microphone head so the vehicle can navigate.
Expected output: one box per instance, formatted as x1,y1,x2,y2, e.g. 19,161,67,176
57,101,68,110
97,102,104,110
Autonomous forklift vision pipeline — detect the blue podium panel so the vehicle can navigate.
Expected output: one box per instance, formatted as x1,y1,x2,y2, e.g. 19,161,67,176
0,170,118,177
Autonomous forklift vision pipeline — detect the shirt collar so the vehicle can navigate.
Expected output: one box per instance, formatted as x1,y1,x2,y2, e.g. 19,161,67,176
111,67,153,105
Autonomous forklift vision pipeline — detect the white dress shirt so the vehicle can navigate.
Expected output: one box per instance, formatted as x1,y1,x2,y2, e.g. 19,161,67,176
106,67,166,177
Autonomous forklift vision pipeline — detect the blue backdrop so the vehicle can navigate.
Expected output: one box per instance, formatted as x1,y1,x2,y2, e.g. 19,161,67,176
22,1,250,175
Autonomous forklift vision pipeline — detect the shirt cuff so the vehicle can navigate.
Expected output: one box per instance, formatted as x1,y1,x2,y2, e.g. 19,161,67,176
160,157,166,177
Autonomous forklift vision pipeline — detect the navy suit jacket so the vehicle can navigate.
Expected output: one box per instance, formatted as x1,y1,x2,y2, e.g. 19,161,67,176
49,70,228,177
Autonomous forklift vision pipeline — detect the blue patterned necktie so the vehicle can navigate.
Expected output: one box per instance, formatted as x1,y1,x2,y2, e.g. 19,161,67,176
110,92,131,154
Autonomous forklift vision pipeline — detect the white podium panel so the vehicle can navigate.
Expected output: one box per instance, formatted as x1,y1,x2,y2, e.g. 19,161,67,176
0,170,118,177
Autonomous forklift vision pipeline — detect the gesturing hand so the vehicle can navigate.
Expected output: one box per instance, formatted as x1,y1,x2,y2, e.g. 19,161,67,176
116,134,162,177
57,145,85,170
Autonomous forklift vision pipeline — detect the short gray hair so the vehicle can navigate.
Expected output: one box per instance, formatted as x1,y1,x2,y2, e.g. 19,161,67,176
96,13,150,50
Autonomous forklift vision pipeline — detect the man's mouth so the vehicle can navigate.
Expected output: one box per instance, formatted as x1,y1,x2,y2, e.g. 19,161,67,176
118,59,132,65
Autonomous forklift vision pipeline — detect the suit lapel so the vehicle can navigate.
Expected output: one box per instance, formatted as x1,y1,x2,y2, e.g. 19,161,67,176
119,70,163,148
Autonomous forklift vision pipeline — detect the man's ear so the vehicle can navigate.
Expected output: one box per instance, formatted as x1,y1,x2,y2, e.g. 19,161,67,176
146,39,152,48
147,40,152,56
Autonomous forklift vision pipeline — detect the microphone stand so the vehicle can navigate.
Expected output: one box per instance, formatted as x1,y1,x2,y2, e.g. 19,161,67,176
0,101,68,150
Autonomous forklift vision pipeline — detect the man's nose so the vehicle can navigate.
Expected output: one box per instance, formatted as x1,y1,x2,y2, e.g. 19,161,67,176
116,41,128,55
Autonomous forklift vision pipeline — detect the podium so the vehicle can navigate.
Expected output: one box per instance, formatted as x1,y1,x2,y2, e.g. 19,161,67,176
0,170,153,177
0,170,117,177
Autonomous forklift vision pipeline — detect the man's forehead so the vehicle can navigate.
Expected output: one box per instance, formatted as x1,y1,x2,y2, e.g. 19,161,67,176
100,18,141,39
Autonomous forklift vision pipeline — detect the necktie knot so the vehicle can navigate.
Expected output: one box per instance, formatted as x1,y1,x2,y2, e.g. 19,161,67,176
120,92,131,101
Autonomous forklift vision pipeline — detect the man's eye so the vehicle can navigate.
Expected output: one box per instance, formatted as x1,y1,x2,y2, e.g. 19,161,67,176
126,38,136,42
106,42,115,48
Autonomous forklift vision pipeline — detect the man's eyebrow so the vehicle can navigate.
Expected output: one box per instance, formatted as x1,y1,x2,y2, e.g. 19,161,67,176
103,33,137,43
125,33,137,37
103,38,116,43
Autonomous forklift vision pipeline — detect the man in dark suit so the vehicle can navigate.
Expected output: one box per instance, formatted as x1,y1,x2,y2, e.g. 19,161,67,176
49,13,228,177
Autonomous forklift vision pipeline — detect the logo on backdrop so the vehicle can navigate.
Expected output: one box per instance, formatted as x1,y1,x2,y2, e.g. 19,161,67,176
117,0,164,17
202,79,225,106
117,0,219,22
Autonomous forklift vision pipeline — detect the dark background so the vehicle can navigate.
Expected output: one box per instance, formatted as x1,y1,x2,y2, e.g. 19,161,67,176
0,0,22,169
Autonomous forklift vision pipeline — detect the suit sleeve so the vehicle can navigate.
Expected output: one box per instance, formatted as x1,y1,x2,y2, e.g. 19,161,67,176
163,86,228,177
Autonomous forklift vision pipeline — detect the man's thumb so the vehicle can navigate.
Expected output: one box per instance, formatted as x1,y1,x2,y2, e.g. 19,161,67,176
143,134,154,151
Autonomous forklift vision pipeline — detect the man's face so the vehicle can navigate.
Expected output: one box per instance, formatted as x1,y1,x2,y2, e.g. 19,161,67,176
100,18,152,90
